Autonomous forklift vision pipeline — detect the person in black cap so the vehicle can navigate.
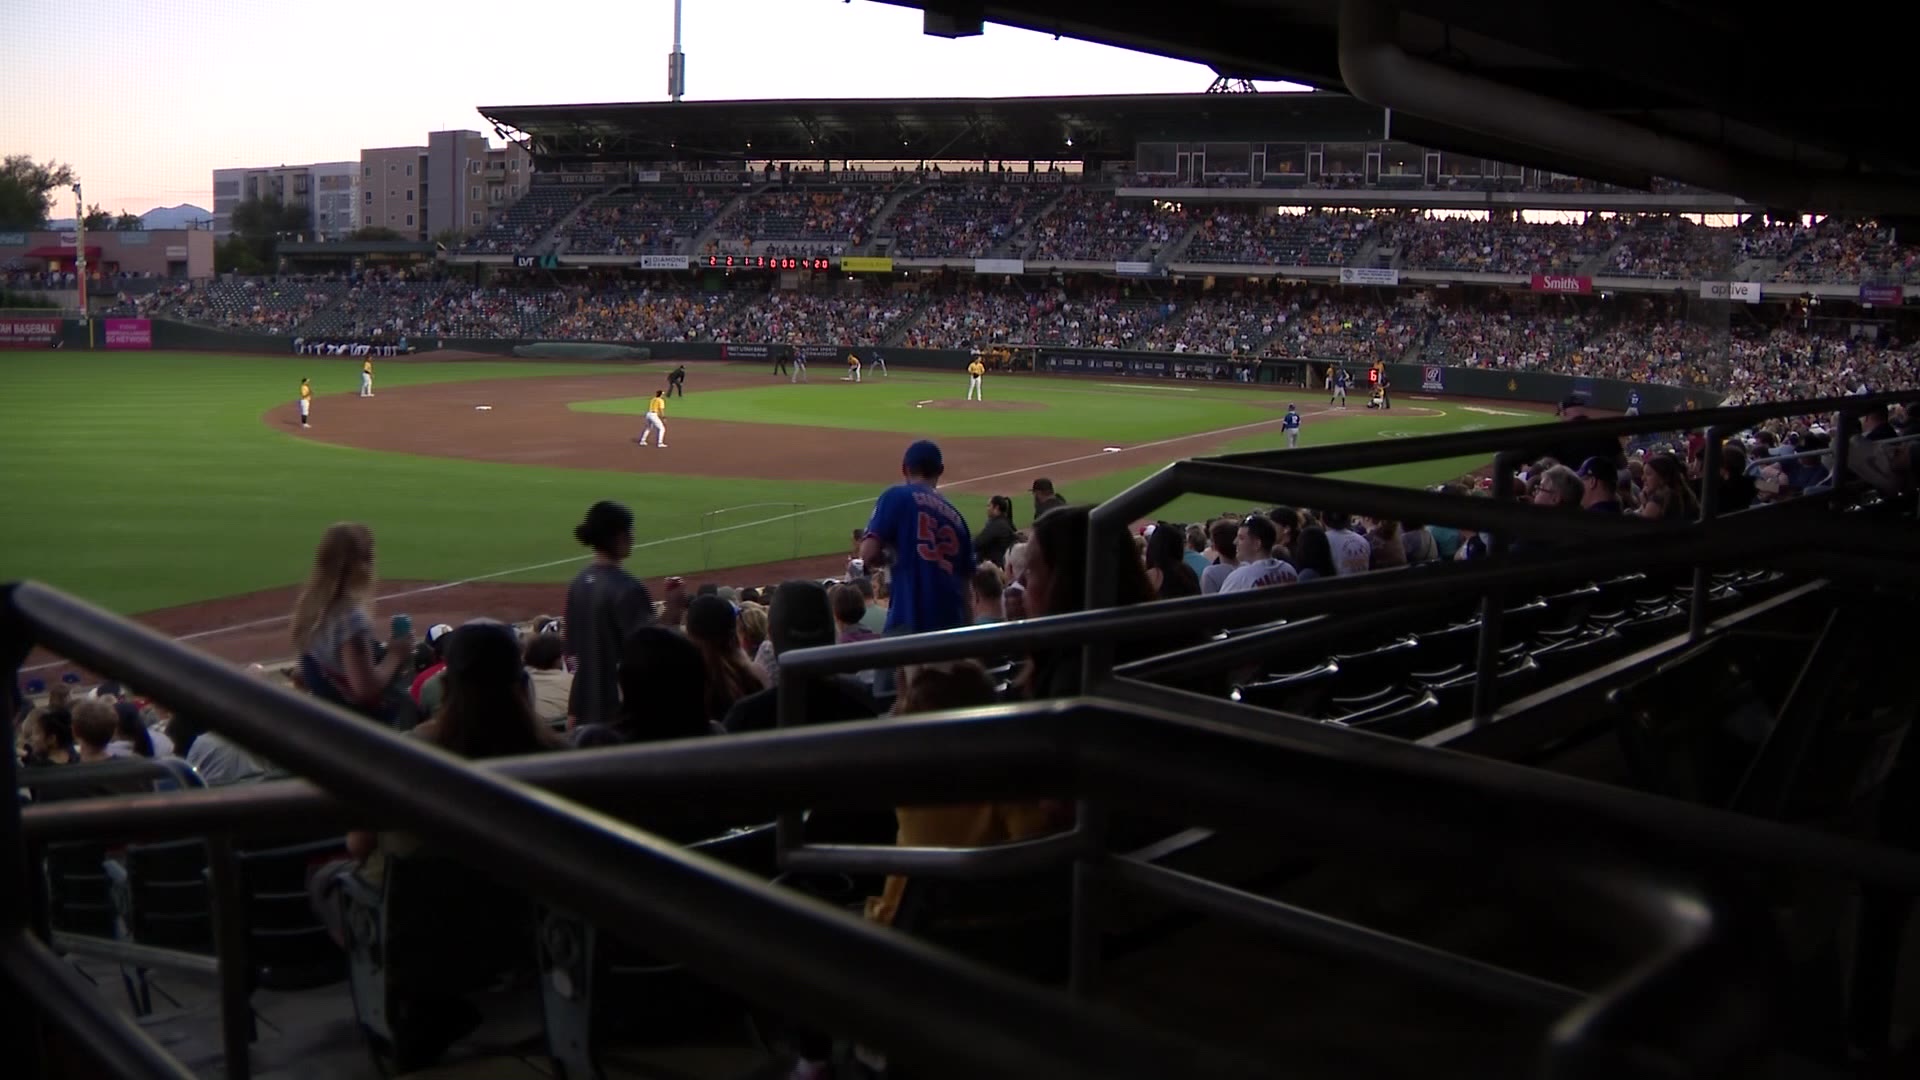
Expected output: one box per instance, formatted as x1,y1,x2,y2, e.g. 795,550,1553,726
720,580,878,734
667,364,687,397
563,501,656,729
1576,456,1623,513
1030,477,1066,518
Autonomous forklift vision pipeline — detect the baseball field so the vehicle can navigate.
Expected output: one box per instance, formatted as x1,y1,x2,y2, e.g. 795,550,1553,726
0,350,1552,671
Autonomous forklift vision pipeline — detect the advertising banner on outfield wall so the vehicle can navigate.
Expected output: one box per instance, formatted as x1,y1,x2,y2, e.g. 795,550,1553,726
1530,274,1593,295
974,258,1025,275
0,317,60,348
839,256,894,273
638,254,689,270
104,318,152,350
1860,284,1906,305
1421,365,1445,391
1700,281,1763,303
1339,267,1400,286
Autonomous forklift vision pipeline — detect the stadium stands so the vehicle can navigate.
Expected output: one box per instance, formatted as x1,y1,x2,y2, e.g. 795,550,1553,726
457,186,594,254
1776,220,1920,285
560,187,732,255
887,181,1046,258
707,187,889,254
1381,212,1623,275
1024,188,1189,263
1182,207,1375,266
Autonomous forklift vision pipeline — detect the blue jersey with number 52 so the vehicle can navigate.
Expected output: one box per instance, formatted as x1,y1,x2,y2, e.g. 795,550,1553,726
866,483,976,634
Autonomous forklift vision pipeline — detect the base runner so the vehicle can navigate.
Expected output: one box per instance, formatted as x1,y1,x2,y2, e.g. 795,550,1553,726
1282,402,1301,447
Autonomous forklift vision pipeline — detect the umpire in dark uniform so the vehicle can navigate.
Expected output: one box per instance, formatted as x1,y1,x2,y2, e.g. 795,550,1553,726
772,347,790,377
667,364,687,397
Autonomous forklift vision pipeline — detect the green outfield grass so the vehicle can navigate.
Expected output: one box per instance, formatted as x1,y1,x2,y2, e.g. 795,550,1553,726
0,352,1546,615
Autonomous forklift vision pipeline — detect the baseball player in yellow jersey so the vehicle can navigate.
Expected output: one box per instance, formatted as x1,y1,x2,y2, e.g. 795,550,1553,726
299,378,312,427
635,389,668,448
966,356,986,401
844,351,862,383
359,358,374,397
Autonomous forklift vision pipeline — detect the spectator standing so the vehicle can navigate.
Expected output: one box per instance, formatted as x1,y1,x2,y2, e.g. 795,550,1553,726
1030,478,1067,518
973,495,1018,570
564,501,656,728
860,440,977,635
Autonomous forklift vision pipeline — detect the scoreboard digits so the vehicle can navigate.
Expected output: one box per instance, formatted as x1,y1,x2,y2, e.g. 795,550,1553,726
705,255,831,270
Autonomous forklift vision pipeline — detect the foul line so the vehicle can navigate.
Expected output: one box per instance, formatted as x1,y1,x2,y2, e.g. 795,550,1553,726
21,406,1333,673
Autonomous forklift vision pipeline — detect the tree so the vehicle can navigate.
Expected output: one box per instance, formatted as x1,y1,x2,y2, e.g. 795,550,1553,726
0,155,76,229
226,196,312,271
82,204,113,231
214,236,268,276
114,211,143,231
350,226,404,242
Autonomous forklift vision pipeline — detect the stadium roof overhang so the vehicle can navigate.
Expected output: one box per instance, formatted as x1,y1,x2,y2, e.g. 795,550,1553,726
478,92,1390,168
871,0,1920,218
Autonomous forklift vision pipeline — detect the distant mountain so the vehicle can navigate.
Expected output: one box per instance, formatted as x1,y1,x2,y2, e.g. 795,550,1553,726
141,204,210,229
32,205,210,232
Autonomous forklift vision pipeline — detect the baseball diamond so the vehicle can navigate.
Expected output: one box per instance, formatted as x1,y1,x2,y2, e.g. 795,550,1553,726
1,351,1543,678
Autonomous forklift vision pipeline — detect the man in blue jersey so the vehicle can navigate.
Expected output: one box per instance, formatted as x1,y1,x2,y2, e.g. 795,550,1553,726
859,439,977,636
1282,403,1303,448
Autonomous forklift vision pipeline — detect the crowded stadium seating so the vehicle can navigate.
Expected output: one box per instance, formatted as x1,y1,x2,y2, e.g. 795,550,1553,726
560,187,733,256
1023,188,1190,262
707,187,889,253
457,186,594,254
1182,207,1376,266
886,180,1047,258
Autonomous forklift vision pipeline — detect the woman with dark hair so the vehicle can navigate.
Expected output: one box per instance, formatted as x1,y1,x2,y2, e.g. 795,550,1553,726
1291,527,1338,582
1018,505,1158,700
415,622,567,759
972,495,1019,569
682,595,766,724
564,500,656,729
109,700,166,758
1639,454,1699,522
574,627,713,746
20,708,76,767
1143,523,1200,600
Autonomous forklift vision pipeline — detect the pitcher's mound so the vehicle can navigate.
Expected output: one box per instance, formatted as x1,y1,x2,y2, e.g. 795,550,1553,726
916,399,1045,412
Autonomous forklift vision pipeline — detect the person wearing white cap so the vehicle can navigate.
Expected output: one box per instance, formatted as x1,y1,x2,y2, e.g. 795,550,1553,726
407,624,457,717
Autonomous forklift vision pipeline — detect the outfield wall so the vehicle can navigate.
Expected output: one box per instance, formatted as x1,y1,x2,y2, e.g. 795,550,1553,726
72,319,1721,414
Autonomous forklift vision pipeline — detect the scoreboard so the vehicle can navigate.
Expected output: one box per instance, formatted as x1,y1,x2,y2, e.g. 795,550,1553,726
705,255,831,271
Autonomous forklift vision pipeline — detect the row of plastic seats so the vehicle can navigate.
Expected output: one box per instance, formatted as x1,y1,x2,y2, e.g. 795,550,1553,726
1230,570,1787,740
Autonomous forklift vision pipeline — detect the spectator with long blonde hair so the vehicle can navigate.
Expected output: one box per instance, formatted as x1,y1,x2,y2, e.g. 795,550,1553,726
289,523,413,721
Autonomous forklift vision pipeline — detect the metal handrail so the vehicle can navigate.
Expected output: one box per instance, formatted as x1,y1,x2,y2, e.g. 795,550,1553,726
20,757,206,796
0,582,1265,1080
1209,390,1905,474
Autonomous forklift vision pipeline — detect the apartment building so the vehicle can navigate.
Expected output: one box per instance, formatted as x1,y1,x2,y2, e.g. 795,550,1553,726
358,145,428,239
210,160,360,241
210,165,309,238
309,161,358,241
426,130,534,240
215,131,534,244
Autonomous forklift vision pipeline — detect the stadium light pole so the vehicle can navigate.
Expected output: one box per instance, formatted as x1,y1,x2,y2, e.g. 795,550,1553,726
72,180,90,349
668,0,686,102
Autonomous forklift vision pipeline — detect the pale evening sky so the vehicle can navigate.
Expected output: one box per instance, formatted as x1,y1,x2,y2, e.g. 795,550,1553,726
1,0,1306,216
